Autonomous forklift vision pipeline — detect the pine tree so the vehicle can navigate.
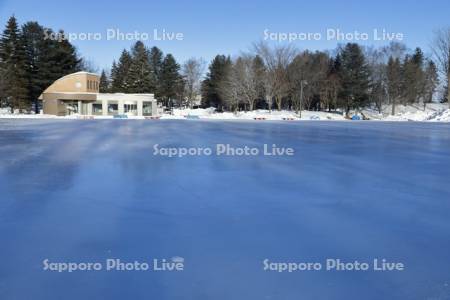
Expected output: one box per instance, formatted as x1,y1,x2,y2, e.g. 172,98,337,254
0,16,28,112
99,69,110,93
111,49,132,92
337,43,370,116
57,31,81,73
20,23,82,112
402,47,425,104
0,66,6,107
201,55,232,109
22,22,55,112
127,41,153,93
110,61,118,92
34,28,62,90
43,30,81,80
423,60,439,109
158,54,182,107
149,46,163,95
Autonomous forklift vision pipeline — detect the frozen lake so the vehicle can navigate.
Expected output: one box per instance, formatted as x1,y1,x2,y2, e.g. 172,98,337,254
0,119,449,299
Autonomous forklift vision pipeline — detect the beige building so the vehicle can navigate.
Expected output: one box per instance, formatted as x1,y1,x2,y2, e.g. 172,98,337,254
39,72,157,117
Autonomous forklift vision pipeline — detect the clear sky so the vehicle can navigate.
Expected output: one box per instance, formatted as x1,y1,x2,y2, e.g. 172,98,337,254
1,0,449,71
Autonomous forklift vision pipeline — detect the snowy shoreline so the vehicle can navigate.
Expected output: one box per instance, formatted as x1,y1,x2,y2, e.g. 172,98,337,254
1,104,449,122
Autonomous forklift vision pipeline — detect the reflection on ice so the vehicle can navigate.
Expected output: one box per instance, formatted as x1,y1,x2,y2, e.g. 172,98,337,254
0,119,449,299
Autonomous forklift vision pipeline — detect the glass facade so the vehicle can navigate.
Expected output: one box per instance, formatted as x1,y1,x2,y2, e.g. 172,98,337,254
124,104,137,115
62,100,78,115
92,103,102,115
108,103,118,115
143,102,152,116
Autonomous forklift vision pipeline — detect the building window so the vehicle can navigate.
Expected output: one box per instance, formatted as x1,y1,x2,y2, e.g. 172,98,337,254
124,104,137,115
143,102,152,116
62,100,78,115
108,103,118,115
92,103,102,115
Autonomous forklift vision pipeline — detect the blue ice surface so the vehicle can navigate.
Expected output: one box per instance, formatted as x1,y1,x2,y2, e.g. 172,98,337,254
0,119,449,300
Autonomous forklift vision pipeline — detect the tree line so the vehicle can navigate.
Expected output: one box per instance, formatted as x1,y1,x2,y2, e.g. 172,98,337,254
201,40,448,115
0,16,85,112
1,14,449,115
100,42,205,109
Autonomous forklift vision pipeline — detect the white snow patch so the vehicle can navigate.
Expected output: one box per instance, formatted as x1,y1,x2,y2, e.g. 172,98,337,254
1,104,449,122
161,108,346,121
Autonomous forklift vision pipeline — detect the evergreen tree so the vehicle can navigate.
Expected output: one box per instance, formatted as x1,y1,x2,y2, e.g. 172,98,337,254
201,55,232,109
402,48,425,104
149,46,163,94
0,65,6,107
21,21,43,112
99,69,110,93
110,61,118,92
21,23,82,112
22,22,55,112
45,30,81,78
423,60,439,108
111,49,132,92
337,43,370,116
0,16,28,111
58,31,82,73
128,41,153,93
158,54,182,107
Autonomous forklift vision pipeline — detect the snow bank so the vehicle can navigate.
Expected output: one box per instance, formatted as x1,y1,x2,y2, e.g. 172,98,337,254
428,109,450,122
1,104,449,122
161,108,346,121
0,108,11,114
361,103,449,122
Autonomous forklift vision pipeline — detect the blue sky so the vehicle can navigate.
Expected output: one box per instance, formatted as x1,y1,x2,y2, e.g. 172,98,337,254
1,0,449,70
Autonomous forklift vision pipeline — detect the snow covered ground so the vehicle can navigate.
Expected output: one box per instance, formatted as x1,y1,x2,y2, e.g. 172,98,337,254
1,104,449,122
162,107,346,121
361,103,450,122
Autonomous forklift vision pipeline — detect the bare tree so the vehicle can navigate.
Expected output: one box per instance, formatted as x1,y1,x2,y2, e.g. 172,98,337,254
79,58,99,73
182,57,205,108
218,54,267,112
431,27,450,105
234,55,262,111
254,41,297,111
387,56,402,115
365,46,388,113
218,60,240,112
380,42,407,62
288,51,329,113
